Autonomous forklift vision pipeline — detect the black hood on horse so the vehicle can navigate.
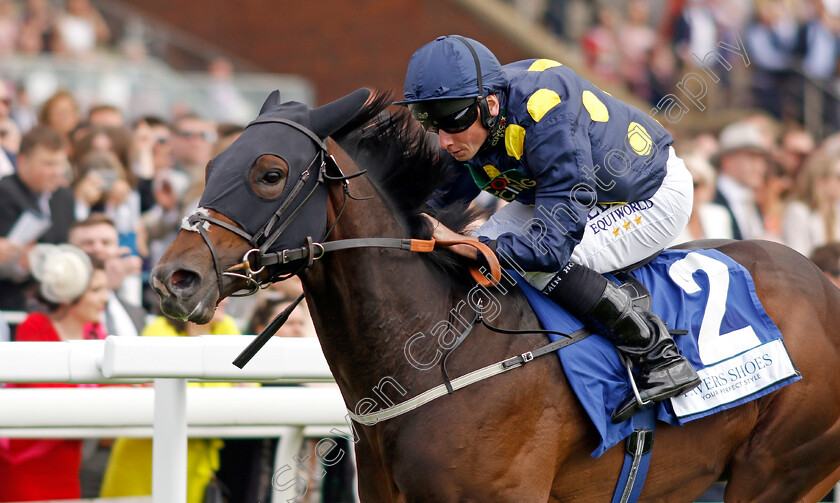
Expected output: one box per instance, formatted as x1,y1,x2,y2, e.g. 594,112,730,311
198,86,479,285
198,88,371,254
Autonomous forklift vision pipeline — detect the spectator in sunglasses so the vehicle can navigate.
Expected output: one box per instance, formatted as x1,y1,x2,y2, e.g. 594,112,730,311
396,35,698,423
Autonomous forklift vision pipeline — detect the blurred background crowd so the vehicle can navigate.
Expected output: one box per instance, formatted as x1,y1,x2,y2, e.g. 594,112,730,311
0,3,325,496
0,0,839,501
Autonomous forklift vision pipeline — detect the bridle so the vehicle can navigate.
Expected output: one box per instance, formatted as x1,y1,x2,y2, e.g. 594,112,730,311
181,118,364,298
180,116,502,367
182,117,502,301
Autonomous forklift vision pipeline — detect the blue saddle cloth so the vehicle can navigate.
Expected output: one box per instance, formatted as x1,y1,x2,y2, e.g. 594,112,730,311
516,249,801,457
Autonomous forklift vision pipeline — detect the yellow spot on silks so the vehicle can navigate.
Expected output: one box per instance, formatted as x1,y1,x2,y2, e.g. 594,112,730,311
635,215,642,225
505,124,526,160
582,91,609,122
482,164,502,178
627,122,653,156
527,59,563,72
527,89,561,122
612,227,621,237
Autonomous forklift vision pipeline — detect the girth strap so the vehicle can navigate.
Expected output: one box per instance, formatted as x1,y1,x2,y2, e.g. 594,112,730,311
612,408,656,503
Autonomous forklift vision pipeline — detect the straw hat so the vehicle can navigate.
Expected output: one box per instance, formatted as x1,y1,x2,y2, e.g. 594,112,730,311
712,122,771,164
28,244,93,304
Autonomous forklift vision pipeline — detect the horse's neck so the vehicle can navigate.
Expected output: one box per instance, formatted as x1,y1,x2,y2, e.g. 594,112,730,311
300,173,454,404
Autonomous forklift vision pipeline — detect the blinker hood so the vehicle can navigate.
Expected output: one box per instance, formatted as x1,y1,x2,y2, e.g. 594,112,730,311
198,88,371,255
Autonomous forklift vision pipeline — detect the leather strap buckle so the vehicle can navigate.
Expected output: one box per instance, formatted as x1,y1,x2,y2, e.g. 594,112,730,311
243,248,264,274
626,429,654,456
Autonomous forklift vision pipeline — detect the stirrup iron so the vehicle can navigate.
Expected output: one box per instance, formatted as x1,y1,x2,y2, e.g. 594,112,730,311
623,356,653,410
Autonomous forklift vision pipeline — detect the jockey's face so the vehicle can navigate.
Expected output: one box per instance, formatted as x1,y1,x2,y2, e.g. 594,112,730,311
437,95,499,162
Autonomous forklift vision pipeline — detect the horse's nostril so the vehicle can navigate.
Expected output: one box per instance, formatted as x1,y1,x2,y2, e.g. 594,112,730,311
170,269,199,291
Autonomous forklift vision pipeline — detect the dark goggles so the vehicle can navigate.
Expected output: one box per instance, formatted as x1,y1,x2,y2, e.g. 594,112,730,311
408,98,480,134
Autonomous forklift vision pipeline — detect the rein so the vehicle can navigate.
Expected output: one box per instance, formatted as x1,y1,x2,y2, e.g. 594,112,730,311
227,236,503,369
179,117,504,367
233,237,502,287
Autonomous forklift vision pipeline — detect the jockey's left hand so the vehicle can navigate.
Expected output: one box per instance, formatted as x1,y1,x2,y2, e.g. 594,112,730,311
421,213,479,261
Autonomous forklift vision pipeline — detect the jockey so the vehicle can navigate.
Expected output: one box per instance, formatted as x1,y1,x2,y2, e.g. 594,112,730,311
396,35,700,423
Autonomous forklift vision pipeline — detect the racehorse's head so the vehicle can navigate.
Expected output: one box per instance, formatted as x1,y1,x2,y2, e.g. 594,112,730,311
150,88,372,323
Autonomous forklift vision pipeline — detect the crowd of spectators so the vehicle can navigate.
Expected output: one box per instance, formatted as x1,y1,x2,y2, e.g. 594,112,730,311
518,0,840,126
671,113,839,258
0,4,342,499
0,0,111,58
0,72,335,500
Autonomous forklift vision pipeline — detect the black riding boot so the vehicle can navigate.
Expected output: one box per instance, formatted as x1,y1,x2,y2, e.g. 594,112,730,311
542,263,700,424
588,281,701,422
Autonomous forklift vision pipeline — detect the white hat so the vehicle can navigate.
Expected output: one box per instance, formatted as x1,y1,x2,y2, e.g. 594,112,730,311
28,244,93,304
713,122,771,163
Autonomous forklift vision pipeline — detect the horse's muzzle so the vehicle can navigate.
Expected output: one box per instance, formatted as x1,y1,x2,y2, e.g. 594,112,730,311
150,263,214,322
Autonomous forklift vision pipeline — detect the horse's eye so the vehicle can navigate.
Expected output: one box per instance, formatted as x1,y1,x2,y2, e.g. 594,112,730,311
262,171,284,184
250,155,288,199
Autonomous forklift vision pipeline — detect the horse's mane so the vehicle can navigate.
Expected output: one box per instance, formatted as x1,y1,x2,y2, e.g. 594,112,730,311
332,90,483,285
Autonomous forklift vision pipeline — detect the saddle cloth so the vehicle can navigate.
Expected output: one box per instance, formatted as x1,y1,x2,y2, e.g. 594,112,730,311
516,248,801,457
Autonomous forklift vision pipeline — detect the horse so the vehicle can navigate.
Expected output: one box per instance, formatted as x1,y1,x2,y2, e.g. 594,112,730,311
150,88,840,502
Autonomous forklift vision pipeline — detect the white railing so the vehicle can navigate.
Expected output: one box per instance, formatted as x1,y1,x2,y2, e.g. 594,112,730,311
0,336,352,503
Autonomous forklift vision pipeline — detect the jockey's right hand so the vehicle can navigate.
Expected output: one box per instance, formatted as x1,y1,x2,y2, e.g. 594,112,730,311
421,213,479,261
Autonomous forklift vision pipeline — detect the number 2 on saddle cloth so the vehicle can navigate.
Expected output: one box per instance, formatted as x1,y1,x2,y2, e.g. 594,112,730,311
516,248,801,458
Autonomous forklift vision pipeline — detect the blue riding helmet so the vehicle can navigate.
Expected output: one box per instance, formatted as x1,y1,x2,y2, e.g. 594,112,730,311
395,35,507,105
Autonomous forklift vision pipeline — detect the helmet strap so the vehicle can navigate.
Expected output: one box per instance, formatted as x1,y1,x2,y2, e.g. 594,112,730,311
451,36,496,129
480,107,507,154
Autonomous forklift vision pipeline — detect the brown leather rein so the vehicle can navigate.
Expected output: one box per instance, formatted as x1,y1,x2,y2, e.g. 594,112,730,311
224,237,502,369
227,236,503,288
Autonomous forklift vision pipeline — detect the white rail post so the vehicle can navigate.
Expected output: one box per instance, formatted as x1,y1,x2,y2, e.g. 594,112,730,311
153,378,188,503
272,426,305,503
